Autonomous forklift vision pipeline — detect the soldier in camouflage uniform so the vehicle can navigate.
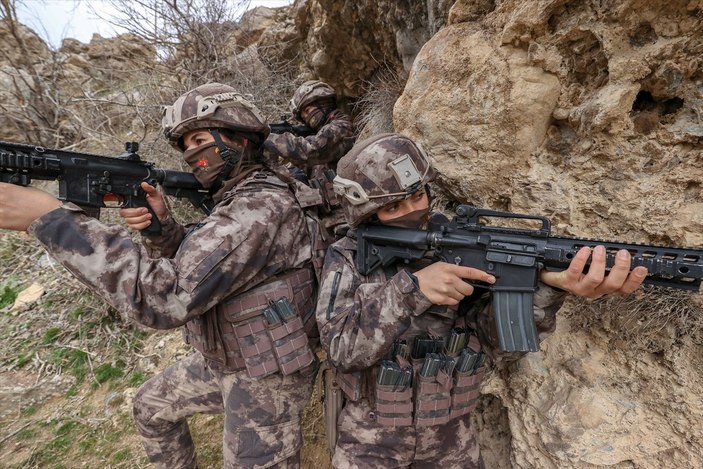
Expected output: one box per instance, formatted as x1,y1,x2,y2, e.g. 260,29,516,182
315,133,648,468
265,80,355,178
265,80,356,239
0,83,323,469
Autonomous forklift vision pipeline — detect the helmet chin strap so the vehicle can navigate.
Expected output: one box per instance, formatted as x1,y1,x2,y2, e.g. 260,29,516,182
209,129,244,194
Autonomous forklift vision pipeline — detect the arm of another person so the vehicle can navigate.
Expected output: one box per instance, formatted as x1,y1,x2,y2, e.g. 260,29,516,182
0,182,310,330
264,113,355,168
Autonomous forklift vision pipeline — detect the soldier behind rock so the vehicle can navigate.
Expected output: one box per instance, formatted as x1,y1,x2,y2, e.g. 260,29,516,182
0,83,323,469
316,133,648,467
266,80,357,239
265,79,356,179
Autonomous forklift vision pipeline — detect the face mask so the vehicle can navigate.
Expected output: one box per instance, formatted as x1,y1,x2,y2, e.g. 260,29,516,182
383,206,430,229
303,106,327,130
182,143,224,189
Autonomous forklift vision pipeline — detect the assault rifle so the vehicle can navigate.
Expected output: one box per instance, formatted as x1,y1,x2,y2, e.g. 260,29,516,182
0,141,213,236
269,116,315,137
356,205,703,353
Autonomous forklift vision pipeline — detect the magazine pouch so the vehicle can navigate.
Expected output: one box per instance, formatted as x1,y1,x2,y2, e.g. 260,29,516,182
233,316,279,379
449,334,486,418
449,366,486,419
374,356,413,426
264,297,315,376
413,357,452,427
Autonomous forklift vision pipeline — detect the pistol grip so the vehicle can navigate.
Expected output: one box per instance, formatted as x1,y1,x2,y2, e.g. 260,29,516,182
140,205,162,236
127,190,162,237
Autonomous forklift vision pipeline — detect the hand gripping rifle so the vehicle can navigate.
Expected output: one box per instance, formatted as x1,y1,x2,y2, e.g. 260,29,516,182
269,116,316,137
356,205,703,353
0,140,214,236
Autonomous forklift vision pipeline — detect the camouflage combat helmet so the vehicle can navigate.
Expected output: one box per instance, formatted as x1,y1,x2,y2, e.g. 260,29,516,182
162,83,270,151
333,133,437,226
289,80,337,120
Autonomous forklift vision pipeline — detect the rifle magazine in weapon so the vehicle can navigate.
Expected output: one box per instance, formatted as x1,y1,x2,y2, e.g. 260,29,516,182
492,289,540,352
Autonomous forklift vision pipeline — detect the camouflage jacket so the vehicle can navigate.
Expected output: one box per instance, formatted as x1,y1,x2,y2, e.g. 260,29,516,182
263,111,355,173
316,231,566,372
27,170,314,330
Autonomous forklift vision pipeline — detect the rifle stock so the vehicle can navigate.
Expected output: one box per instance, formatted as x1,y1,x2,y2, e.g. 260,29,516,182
0,141,213,236
356,205,703,352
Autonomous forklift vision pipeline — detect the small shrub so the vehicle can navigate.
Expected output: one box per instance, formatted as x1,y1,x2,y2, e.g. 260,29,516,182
0,283,19,309
93,362,124,386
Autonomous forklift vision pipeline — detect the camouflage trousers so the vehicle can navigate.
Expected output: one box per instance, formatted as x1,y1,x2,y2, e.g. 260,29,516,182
332,399,484,468
132,352,317,469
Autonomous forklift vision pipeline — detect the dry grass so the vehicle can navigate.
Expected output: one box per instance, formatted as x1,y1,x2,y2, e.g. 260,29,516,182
565,287,703,352
0,229,150,467
353,63,408,138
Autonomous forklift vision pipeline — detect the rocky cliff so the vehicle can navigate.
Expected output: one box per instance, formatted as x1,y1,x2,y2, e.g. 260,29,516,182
392,1,703,467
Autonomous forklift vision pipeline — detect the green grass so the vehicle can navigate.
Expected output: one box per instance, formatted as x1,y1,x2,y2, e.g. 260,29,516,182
0,283,19,309
127,369,148,387
68,306,84,320
14,352,33,368
20,405,38,417
16,428,37,440
111,449,132,463
47,347,90,383
93,362,125,387
18,420,89,467
42,327,62,344
55,421,78,436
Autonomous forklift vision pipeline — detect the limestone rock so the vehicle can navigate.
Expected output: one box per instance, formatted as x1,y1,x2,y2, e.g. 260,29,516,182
396,1,703,467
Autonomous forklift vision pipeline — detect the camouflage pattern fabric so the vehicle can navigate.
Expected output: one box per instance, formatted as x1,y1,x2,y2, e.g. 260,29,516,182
316,234,565,371
263,111,355,176
315,230,566,466
133,352,316,469
333,398,484,468
27,169,317,468
28,170,313,329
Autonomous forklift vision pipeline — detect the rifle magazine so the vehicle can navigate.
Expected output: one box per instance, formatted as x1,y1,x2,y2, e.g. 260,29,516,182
492,290,539,352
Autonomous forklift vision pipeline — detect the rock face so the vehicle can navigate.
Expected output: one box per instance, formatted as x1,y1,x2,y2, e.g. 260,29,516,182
396,0,702,245
286,0,453,95
394,0,703,467
0,19,156,146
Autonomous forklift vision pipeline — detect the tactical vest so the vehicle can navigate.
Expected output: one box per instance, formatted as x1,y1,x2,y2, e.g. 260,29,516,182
334,335,487,427
333,261,488,427
183,170,328,377
183,267,317,376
